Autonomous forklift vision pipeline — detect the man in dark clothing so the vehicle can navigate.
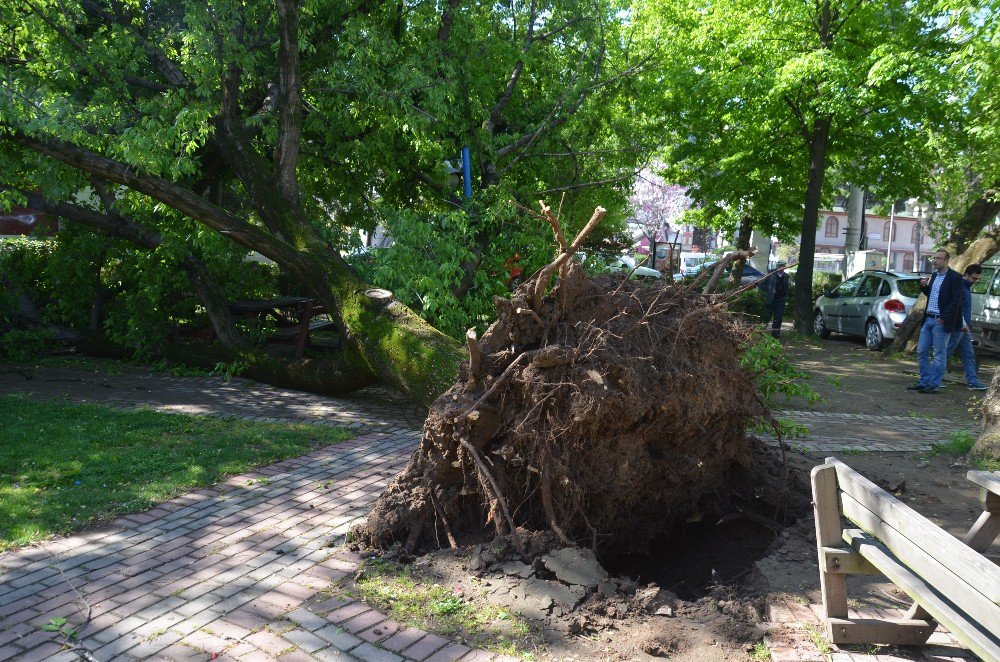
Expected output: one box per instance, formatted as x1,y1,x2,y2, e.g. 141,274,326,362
758,260,789,338
906,249,964,394
946,264,988,390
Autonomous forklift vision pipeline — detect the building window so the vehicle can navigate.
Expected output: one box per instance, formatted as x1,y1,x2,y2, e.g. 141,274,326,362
882,221,897,242
817,247,831,253
911,222,920,244
903,253,914,272
824,216,839,238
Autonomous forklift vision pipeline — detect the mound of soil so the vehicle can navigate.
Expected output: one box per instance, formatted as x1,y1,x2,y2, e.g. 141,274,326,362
354,254,792,558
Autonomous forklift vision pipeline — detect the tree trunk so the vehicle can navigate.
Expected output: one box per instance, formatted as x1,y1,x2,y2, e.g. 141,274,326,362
944,181,1000,252
730,214,752,286
972,372,1000,462
793,117,831,332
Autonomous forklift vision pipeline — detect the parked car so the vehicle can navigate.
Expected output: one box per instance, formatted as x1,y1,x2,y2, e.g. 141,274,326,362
678,260,764,285
813,270,922,350
610,255,662,279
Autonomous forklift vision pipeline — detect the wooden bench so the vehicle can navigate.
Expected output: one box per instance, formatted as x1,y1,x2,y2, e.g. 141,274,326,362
269,317,339,358
811,458,1000,662
209,297,339,360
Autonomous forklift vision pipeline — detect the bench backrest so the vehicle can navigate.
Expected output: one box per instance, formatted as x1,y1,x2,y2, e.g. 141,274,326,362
825,458,1000,649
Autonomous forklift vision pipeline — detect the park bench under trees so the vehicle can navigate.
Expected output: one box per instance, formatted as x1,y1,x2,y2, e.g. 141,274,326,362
195,297,338,360
811,458,1000,662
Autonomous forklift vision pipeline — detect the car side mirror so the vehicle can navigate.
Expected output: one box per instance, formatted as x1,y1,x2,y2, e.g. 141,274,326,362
824,290,837,298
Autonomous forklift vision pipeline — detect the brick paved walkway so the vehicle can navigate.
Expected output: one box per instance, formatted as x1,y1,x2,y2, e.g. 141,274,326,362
0,432,517,661
765,595,976,662
0,363,428,431
760,410,973,453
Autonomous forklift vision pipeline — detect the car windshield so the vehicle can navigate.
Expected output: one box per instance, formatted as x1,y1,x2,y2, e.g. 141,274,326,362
895,278,921,298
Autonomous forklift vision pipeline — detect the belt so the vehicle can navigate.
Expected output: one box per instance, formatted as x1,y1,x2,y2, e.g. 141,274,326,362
926,312,940,318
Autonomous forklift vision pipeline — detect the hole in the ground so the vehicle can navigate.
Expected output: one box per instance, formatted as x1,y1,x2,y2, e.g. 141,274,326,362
605,517,778,601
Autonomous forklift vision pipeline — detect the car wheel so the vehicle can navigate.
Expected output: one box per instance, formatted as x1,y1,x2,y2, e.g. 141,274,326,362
865,319,885,350
814,311,831,339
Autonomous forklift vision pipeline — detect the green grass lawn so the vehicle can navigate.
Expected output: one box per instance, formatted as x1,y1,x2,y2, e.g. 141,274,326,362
0,395,352,551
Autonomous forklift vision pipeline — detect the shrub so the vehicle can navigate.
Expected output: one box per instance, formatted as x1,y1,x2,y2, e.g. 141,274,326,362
812,272,843,301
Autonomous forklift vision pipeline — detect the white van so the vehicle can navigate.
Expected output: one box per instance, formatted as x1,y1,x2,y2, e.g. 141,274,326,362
679,252,711,277
969,254,1000,350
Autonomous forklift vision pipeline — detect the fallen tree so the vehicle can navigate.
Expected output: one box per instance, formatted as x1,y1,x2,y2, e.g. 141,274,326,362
353,207,796,557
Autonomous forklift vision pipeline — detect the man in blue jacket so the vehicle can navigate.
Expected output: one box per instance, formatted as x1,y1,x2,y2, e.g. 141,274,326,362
946,264,988,390
906,249,964,394
758,260,789,338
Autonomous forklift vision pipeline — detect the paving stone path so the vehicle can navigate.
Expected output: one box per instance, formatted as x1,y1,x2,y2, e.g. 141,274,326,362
0,363,428,432
0,431,524,661
760,409,973,453
0,361,983,661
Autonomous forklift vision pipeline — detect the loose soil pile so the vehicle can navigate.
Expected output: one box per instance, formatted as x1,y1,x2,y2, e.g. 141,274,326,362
354,220,795,559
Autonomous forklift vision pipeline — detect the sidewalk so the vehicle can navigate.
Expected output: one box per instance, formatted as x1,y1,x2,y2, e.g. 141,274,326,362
0,362,509,661
0,429,516,661
760,409,967,453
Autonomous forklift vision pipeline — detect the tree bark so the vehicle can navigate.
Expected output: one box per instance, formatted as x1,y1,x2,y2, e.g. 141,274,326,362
275,0,303,205
793,117,830,332
972,374,1000,462
730,214,752,287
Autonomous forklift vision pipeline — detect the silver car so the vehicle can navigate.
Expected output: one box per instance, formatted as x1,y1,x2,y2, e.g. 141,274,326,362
813,270,922,350
610,255,662,279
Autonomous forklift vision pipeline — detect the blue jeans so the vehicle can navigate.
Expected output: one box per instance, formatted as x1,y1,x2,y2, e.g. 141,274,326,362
947,330,983,387
916,316,953,388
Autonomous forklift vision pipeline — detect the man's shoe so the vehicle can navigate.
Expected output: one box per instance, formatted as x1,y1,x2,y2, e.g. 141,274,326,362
919,387,940,394
968,384,988,391
906,383,927,390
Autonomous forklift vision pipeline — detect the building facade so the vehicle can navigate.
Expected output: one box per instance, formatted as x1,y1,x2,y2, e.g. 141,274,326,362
813,206,937,273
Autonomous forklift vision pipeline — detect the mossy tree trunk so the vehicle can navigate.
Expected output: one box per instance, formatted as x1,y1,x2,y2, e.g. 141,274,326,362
973,372,1000,462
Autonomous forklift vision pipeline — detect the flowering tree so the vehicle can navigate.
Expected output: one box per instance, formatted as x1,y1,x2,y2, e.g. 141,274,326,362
629,168,692,271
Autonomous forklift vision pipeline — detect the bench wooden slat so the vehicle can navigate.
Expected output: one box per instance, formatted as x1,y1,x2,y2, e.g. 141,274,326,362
844,529,1000,662
827,458,1000,603
826,617,935,646
967,470,1000,497
840,492,1000,631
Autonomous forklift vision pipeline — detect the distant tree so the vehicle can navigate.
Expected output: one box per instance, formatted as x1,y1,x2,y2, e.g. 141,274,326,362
634,0,954,329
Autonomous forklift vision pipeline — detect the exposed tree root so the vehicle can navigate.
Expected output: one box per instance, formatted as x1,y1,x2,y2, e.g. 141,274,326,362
353,205,784,559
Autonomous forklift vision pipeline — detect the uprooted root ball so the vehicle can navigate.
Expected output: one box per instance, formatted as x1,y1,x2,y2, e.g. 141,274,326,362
352,261,772,558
